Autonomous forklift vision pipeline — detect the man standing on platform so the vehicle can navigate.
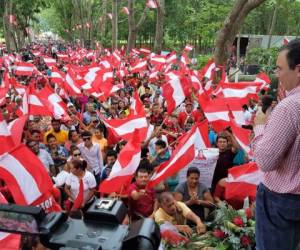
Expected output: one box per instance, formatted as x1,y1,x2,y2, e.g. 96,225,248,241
253,39,300,250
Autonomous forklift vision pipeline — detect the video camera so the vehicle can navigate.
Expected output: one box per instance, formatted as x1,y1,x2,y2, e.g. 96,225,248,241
0,198,161,250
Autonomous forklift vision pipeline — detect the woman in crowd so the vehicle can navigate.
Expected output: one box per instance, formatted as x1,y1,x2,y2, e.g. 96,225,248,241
174,167,214,221
64,159,97,212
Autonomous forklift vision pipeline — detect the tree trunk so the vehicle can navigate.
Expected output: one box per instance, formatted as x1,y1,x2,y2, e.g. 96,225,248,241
267,3,278,49
214,0,267,66
100,0,107,45
75,0,85,46
112,0,118,50
154,0,165,54
127,0,149,53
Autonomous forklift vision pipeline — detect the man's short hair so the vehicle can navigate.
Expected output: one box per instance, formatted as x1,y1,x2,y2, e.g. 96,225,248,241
187,167,200,177
155,139,167,149
106,149,117,159
81,130,92,138
283,38,300,70
158,192,174,204
216,134,228,143
135,167,149,176
46,133,56,142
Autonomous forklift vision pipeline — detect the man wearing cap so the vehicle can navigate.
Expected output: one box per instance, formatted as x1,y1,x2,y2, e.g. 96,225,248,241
177,100,195,129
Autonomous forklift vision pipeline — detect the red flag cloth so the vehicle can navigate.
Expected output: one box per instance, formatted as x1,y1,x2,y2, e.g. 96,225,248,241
225,162,263,208
7,115,28,146
72,178,84,210
0,113,15,155
0,193,21,250
99,130,141,194
148,122,210,188
0,144,61,213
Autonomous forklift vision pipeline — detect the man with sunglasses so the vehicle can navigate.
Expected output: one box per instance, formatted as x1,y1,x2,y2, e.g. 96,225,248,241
78,131,103,185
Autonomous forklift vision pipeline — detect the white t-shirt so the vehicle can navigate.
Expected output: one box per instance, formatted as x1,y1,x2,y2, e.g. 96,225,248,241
65,171,97,203
53,170,70,187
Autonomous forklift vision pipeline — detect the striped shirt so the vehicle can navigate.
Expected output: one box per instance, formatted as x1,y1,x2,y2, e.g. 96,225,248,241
252,85,300,194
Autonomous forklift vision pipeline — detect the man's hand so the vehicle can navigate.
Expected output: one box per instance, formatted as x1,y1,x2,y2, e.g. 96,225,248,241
176,225,193,238
196,222,206,234
254,111,267,126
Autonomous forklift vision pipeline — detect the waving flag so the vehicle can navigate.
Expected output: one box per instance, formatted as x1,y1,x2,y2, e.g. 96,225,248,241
0,143,61,212
130,60,148,73
184,45,193,52
162,74,190,114
43,56,57,68
148,121,210,188
130,91,146,116
99,130,141,194
122,6,130,15
225,162,263,206
7,115,28,146
146,0,158,8
14,62,35,76
0,113,15,155
101,114,148,142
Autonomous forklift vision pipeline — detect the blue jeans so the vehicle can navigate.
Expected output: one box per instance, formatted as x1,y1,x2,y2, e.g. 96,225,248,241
256,183,300,250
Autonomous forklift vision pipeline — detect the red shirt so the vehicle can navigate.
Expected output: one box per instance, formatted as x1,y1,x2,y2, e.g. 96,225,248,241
128,183,155,218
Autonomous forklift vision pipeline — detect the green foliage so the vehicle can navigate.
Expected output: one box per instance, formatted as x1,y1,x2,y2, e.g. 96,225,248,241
246,47,280,72
197,54,213,68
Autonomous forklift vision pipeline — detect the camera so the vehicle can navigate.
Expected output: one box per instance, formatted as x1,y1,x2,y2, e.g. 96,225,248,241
0,198,161,250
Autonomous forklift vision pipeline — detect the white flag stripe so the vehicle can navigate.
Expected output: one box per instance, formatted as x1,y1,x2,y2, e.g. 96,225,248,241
227,171,263,185
204,62,216,79
204,111,230,121
15,66,34,72
105,117,147,135
66,73,81,94
29,95,43,106
108,152,141,178
223,86,257,98
0,153,42,204
170,77,185,106
0,121,11,136
151,130,197,180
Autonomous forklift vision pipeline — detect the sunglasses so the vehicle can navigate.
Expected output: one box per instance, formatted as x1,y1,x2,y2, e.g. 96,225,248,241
73,153,81,157
92,120,99,123
83,137,91,141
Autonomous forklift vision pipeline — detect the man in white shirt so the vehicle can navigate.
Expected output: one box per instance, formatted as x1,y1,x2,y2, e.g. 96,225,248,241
78,131,103,184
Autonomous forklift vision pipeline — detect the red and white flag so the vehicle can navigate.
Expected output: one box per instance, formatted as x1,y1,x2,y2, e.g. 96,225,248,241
0,113,15,155
184,45,193,52
14,62,35,76
122,7,130,15
43,56,57,68
230,120,252,155
255,72,271,90
7,115,28,146
50,67,65,84
221,82,261,99
39,86,69,120
140,48,151,55
148,121,210,187
162,74,190,114
101,114,148,142
225,162,263,203
0,144,61,212
99,130,141,194
0,193,21,250
130,91,146,116
65,68,82,95
200,59,216,80
283,37,289,45
146,0,158,9
130,60,148,73
180,53,190,66
199,96,230,132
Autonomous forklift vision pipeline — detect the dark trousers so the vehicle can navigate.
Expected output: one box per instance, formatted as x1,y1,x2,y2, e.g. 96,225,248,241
256,183,300,250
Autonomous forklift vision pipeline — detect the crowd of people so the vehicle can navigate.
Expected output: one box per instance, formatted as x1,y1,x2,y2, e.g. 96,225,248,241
0,40,284,249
